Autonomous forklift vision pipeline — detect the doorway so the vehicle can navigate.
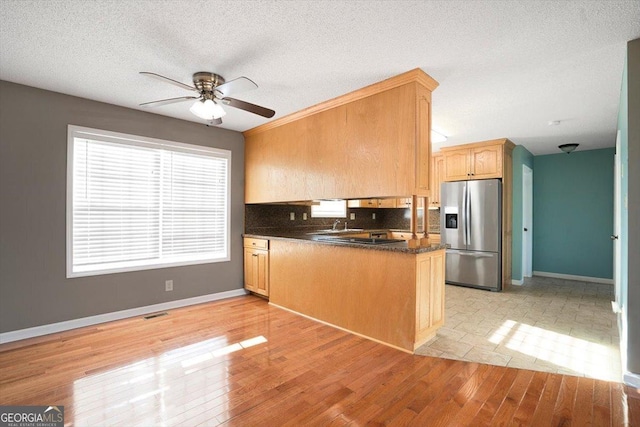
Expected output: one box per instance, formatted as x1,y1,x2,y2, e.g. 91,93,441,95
522,165,533,278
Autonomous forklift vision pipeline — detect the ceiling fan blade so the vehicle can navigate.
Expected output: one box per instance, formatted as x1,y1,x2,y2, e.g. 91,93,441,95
221,97,275,118
139,96,199,107
139,72,197,92
215,77,258,97
207,117,223,127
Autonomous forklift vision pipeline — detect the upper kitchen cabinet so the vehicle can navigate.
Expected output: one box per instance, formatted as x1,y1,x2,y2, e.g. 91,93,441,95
348,198,398,208
441,139,514,182
243,69,438,203
429,153,445,206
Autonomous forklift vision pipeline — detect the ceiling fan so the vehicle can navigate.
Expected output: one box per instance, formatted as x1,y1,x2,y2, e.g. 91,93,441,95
139,71,275,125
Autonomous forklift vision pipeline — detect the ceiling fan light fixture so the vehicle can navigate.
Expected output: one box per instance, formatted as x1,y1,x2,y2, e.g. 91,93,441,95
559,143,579,154
190,99,212,120
190,99,227,120
210,100,226,119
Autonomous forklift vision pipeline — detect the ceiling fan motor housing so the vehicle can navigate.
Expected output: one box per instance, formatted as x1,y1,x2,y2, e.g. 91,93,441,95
193,72,225,98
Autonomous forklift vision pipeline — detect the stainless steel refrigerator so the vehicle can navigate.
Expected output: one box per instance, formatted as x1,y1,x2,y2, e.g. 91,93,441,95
440,179,502,291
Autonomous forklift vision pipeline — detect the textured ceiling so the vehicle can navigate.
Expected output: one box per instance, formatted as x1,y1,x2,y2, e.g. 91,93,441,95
1,0,638,155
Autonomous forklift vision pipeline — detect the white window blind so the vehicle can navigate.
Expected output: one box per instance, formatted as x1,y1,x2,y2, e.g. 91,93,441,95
67,126,230,277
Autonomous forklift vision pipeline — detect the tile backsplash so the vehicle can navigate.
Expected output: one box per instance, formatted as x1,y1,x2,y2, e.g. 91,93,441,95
428,208,441,233
245,204,441,234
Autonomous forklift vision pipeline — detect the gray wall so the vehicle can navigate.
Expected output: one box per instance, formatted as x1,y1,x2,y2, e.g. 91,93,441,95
0,81,245,333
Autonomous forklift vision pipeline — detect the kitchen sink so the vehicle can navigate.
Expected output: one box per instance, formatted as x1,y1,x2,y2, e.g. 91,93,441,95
312,236,404,245
309,228,364,234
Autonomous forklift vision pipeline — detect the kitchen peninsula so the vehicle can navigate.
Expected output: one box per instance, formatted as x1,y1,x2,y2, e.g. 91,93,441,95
243,69,445,353
244,231,446,353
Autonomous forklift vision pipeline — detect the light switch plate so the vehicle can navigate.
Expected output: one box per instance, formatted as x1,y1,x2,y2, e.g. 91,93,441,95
372,213,376,219
290,212,295,220
350,213,356,220
165,280,173,291
303,212,308,220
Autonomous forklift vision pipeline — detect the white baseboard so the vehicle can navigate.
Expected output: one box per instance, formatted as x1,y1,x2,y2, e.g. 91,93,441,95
532,271,613,285
623,371,640,388
511,279,524,286
0,289,248,344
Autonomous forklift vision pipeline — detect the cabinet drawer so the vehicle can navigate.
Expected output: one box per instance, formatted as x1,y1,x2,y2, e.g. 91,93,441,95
391,232,413,240
244,238,269,250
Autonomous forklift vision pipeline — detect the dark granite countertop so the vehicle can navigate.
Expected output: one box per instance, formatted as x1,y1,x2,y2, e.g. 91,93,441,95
243,228,446,254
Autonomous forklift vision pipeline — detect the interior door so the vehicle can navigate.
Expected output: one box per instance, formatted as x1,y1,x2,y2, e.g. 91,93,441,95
523,165,533,277
613,130,622,311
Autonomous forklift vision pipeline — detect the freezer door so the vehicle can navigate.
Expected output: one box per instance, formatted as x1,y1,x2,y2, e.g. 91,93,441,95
467,179,501,252
440,181,467,250
445,249,501,291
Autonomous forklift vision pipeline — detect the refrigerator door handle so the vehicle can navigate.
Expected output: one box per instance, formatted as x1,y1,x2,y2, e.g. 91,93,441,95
447,250,495,258
465,184,471,246
461,183,467,245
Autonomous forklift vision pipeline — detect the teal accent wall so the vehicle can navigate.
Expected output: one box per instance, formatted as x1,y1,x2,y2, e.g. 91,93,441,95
511,145,534,282
532,148,614,279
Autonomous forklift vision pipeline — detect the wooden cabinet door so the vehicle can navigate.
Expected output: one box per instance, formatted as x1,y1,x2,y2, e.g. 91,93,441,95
428,250,445,326
443,149,470,181
470,144,502,179
377,198,397,208
430,154,445,206
415,84,431,193
415,250,445,344
396,197,412,208
244,248,257,293
244,247,269,297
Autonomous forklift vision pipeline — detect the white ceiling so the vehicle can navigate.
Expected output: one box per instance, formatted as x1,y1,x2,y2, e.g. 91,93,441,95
1,1,638,155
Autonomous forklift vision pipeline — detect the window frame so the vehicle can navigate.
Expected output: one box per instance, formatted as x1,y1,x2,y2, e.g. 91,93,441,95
310,200,347,218
66,125,231,278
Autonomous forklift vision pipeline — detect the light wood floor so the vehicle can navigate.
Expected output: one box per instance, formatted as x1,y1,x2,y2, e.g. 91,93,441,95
417,279,621,381
1,295,638,426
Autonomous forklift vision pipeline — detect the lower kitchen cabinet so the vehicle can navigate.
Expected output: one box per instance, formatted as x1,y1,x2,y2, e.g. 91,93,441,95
268,239,446,352
243,238,269,297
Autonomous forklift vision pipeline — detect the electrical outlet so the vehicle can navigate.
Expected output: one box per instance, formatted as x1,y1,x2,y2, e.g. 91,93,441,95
372,213,376,220
290,212,295,220
303,212,308,220
165,280,173,291
350,213,356,220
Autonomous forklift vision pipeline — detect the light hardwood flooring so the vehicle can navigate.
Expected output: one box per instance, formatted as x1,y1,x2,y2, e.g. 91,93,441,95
1,294,638,426
415,277,622,381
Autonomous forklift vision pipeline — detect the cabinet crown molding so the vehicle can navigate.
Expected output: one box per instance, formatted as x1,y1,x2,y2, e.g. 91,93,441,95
244,68,439,137
440,138,515,152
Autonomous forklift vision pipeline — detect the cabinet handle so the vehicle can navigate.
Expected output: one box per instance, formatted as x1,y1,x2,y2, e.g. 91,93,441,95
252,253,258,257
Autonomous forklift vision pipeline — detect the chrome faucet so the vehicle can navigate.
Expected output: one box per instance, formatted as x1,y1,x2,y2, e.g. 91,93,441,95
332,219,341,230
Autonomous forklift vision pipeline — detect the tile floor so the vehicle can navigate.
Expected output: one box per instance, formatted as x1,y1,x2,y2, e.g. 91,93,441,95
415,276,622,382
